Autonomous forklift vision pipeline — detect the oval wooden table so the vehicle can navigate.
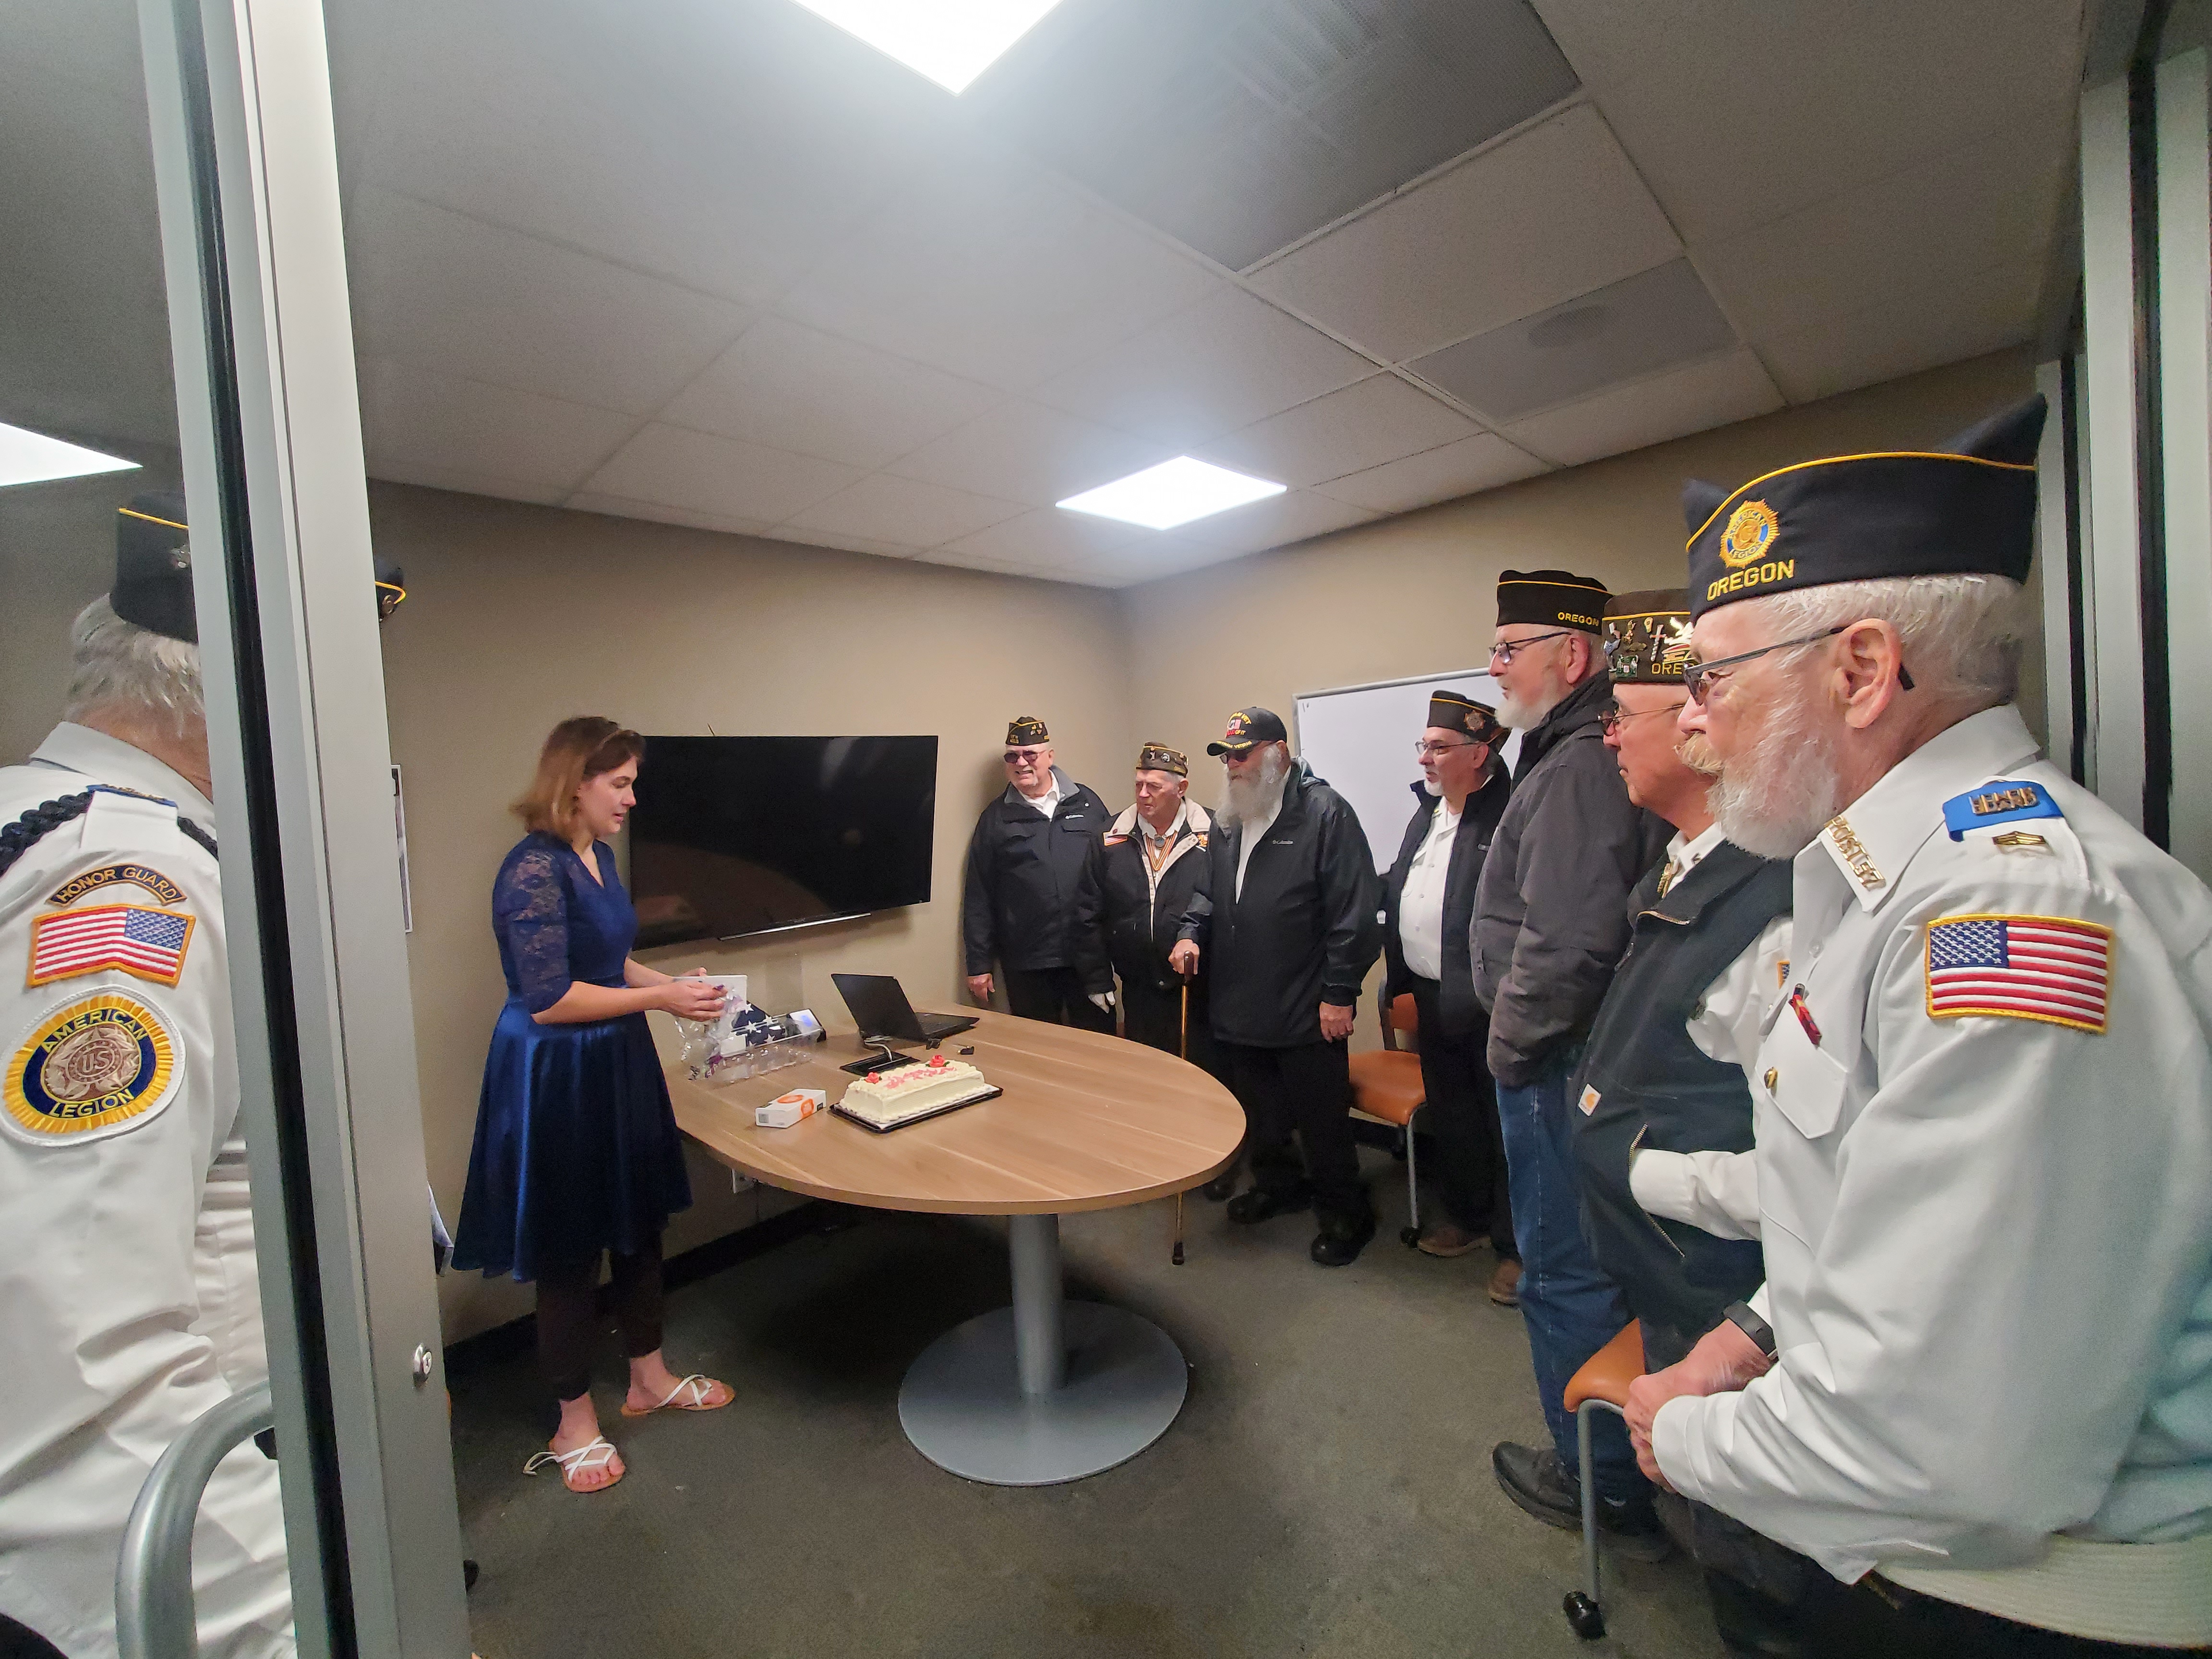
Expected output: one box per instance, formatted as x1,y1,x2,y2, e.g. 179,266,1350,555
665,1011,1243,1486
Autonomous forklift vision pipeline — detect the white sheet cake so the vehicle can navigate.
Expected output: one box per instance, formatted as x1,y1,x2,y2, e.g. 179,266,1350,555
836,1055,991,1128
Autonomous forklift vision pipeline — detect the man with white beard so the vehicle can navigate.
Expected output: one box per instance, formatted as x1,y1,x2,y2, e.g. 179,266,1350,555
1169,709,1382,1265
1622,396,2212,1656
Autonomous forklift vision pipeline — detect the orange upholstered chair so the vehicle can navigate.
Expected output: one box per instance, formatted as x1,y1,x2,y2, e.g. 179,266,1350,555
1561,1321,1647,1639
1346,993,1427,1246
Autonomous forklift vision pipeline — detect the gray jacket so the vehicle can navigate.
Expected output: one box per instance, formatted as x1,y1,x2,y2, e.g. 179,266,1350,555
1471,674,1668,1086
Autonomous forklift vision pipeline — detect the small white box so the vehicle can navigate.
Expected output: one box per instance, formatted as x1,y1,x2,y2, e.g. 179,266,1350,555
756,1088,825,1129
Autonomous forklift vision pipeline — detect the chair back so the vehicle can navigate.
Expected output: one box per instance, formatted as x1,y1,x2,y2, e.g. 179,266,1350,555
1380,992,1418,1052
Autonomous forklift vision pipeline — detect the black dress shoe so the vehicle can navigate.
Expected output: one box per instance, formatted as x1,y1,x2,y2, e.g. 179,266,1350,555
1226,1184,1311,1225
1492,1441,1581,1529
1201,1171,1238,1201
1309,1213,1376,1266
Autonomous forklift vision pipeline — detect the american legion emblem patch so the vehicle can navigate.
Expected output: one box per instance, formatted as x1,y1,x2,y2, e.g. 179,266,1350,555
4,991,181,1145
1924,914,2112,1034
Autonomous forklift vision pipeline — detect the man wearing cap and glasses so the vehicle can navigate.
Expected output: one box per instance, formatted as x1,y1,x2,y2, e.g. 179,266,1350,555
0,495,405,1659
962,718,1115,1032
1168,709,1383,1264
1618,398,2212,1656
1474,568,1671,1556
1380,689,1518,1289
1072,744,1222,1090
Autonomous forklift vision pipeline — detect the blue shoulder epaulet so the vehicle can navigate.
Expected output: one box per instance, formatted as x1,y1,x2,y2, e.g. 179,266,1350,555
1942,779,2064,841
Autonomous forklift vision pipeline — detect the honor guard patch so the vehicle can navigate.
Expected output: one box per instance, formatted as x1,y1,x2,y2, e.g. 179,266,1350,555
1942,780,2064,841
29,905,194,988
1925,914,2111,1034
4,991,181,1145
46,864,187,909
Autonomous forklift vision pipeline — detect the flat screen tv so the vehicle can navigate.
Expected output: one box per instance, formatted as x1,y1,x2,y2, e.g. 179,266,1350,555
628,735,938,947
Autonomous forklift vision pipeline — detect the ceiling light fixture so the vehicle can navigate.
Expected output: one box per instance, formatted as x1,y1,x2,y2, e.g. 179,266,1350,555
788,0,1066,95
0,422,139,490
1057,457,1286,531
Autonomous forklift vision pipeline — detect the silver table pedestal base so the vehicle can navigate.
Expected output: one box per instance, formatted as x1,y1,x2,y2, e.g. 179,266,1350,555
898,1214,1188,1486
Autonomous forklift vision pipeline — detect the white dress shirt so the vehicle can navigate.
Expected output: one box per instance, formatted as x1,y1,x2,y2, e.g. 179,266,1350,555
1395,793,1459,981
1021,775,1063,817
1233,796,1281,902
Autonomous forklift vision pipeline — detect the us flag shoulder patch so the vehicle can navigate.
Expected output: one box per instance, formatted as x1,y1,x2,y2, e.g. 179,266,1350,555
1924,913,2111,1034
28,904,195,989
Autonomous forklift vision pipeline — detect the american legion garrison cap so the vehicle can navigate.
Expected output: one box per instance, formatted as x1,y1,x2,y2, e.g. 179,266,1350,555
1684,395,2046,620
1425,688,1503,741
1135,743,1188,777
1005,715,1050,746
1496,569,1608,633
1601,590,1694,685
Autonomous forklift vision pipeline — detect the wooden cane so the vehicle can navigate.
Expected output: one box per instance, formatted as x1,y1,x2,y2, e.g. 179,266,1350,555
1172,976,1190,1265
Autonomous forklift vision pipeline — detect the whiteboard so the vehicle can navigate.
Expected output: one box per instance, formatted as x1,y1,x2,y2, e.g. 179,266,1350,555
1295,670,1522,874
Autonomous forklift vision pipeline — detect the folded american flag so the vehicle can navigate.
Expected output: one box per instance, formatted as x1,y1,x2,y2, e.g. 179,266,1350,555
29,904,195,988
1925,914,2111,1034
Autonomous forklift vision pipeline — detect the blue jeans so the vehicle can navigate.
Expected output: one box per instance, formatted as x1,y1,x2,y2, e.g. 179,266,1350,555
1495,1044,1641,1502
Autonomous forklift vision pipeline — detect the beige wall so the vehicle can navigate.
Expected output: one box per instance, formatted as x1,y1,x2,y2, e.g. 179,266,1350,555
370,485,1139,1338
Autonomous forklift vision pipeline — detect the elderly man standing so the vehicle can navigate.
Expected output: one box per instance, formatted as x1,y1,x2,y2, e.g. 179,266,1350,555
1169,709,1382,1265
1071,742,1220,1084
962,716,1113,1032
1380,689,1518,1290
1626,397,2212,1656
1475,569,1671,1554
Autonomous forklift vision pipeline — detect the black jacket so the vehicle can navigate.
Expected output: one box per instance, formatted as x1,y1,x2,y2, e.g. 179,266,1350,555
961,768,1112,974
1177,763,1382,1048
1071,803,1215,997
1381,765,1512,1037
1472,675,1670,1086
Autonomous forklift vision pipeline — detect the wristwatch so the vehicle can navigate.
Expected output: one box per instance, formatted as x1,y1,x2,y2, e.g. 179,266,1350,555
1721,1300,1777,1360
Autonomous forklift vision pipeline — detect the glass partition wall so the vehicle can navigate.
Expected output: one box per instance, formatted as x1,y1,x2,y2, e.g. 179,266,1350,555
4,0,465,1653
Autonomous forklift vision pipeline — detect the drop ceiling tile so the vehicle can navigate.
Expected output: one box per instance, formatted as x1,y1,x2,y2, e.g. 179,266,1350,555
1244,103,1681,363
657,317,1001,471
1196,374,1480,489
784,472,1029,548
1500,346,1782,467
940,508,1150,569
371,462,568,507
577,424,864,525
1755,261,2042,405
1170,488,1382,555
357,357,637,494
761,528,918,559
778,148,1219,393
1534,0,2086,244
913,545,1051,577
1409,258,1738,423
1695,106,2074,342
1030,286,1378,448
887,401,1172,505
1313,433,1550,512
564,492,775,538
349,189,754,416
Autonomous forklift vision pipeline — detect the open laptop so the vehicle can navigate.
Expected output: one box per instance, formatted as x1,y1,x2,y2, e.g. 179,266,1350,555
831,973,977,1046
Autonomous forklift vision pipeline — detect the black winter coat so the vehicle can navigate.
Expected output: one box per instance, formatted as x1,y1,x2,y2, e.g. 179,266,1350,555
1381,766,1512,1037
961,769,1112,975
1177,764,1382,1048
1071,803,1215,997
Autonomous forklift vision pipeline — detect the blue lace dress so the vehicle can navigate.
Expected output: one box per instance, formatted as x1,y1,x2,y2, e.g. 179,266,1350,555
452,832,692,1281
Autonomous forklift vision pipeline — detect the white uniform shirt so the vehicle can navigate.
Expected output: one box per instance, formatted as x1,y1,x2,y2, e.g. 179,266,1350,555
0,724,292,1658
1395,794,1459,982
1021,776,1063,817
1652,705,2212,1596
1629,821,1790,1240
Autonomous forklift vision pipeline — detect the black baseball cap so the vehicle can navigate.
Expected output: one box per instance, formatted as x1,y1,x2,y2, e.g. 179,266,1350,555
1205,706,1288,756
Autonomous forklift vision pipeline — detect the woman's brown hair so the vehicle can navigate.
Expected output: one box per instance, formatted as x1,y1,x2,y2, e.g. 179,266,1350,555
512,716,644,839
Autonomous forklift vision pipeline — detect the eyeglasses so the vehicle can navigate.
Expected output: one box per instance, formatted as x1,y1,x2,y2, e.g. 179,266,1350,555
1413,738,1481,759
1003,748,1048,765
1599,701,1687,736
1682,626,1848,703
1488,628,1574,667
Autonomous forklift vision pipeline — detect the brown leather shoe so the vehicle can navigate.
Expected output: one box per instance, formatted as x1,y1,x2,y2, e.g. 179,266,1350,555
1488,1257,1523,1307
1416,1221,1488,1258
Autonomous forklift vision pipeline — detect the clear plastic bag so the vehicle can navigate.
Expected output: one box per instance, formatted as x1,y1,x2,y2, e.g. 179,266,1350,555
677,996,812,1086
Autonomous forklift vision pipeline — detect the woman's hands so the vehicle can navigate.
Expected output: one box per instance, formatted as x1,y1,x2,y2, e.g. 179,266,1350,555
653,966,726,1022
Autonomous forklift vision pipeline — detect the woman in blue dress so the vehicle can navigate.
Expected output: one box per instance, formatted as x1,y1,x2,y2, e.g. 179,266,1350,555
454,716,733,1493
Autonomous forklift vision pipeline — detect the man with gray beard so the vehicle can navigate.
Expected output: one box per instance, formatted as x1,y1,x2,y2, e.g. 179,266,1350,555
1623,397,2212,1656
1169,708,1382,1266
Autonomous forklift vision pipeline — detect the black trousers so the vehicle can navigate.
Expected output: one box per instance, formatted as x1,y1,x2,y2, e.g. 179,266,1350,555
1119,977,1223,1081
1220,1038,1368,1224
1004,965,1115,1033
535,1236,665,1404
1405,976,1515,1255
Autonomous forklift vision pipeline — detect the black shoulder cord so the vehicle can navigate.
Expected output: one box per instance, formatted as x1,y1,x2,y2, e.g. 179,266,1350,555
0,791,220,884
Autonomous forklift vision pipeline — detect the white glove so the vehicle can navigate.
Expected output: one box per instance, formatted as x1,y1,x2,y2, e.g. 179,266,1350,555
1089,992,1116,1011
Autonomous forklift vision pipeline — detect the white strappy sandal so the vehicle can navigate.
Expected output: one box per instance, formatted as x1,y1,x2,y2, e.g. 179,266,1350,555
523,1435,624,1493
620,1373,732,1417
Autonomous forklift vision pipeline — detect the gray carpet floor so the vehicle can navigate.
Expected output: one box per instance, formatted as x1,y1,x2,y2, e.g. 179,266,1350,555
449,1146,1724,1659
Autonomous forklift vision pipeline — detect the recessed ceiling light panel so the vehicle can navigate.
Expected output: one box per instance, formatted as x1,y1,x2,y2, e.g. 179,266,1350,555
789,0,1067,95
1057,456,1285,530
0,422,139,490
